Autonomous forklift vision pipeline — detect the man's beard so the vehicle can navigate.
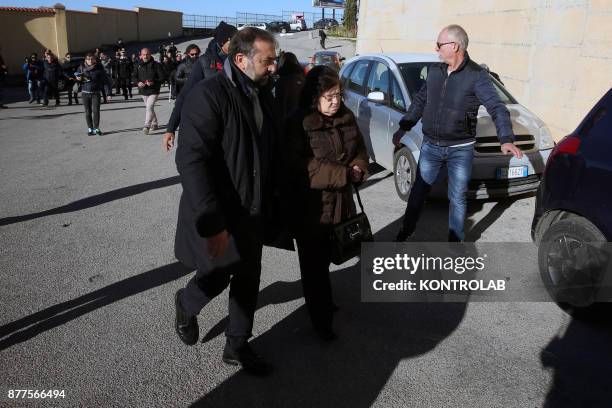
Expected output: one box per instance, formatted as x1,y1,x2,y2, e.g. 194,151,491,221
244,59,269,86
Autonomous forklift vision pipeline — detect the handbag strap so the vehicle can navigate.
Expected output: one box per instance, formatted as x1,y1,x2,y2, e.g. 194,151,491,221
352,183,366,214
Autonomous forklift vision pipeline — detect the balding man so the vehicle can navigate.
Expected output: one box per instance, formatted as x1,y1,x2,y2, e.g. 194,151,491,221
393,24,523,242
136,48,164,134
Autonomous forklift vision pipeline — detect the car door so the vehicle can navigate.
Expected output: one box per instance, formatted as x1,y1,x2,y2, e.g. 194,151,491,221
341,59,373,158
361,60,392,167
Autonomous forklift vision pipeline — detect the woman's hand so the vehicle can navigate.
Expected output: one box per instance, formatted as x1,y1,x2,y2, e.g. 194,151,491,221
350,165,363,183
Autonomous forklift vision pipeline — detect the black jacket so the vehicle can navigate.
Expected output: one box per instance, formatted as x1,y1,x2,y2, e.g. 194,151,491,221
174,59,281,268
136,59,164,95
166,40,227,132
174,57,196,85
116,58,133,80
76,63,106,93
43,60,63,83
400,53,514,146
62,59,80,80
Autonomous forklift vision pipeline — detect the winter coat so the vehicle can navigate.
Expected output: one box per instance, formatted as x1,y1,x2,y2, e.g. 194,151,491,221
43,60,63,83
76,62,106,93
274,72,305,121
136,59,163,95
166,41,227,132
174,59,284,268
174,57,196,85
116,58,133,80
284,104,369,232
399,52,514,146
22,60,44,81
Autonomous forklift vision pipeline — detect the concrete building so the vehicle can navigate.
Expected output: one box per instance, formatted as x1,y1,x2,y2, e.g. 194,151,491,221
0,4,182,75
356,0,612,141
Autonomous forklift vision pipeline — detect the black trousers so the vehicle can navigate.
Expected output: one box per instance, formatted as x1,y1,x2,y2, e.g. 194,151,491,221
82,93,100,129
296,226,334,331
182,233,263,340
43,81,60,105
320,38,326,49
117,78,132,98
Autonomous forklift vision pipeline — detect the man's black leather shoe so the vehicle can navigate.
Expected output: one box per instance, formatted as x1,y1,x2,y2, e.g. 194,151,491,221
174,289,198,346
222,341,274,377
394,228,411,242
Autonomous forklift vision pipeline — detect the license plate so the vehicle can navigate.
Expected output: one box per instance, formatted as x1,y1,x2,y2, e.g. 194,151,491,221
496,166,528,179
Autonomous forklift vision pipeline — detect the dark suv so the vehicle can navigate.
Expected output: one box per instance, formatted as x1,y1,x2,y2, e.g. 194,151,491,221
268,21,291,33
313,18,339,29
532,88,612,319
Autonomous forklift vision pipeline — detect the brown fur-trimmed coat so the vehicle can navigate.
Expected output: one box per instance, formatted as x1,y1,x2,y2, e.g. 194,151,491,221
284,105,369,233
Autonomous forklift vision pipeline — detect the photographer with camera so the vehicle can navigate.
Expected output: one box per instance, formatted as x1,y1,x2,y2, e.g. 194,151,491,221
75,53,106,136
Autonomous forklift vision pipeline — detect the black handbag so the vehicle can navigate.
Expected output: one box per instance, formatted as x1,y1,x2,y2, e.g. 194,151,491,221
329,184,373,265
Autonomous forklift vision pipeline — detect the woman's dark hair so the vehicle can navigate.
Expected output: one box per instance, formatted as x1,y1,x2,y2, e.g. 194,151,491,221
277,52,303,76
299,65,342,111
185,44,200,55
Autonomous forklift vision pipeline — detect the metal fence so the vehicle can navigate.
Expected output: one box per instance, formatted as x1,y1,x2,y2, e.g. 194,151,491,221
183,15,238,29
183,10,345,30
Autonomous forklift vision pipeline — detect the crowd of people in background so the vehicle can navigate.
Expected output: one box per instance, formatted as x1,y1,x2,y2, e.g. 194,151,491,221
15,37,207,136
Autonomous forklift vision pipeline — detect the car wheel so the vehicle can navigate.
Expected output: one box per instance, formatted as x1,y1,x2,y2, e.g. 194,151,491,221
281,28,287,34
538,216,610,321
393,147,417,202
296,27,302,32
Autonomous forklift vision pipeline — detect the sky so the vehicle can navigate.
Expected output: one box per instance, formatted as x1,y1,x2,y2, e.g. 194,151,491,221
6,0,341,16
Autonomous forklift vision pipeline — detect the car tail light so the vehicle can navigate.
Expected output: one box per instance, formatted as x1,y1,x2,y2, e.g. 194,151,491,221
555,135,581,155
546,134,581,168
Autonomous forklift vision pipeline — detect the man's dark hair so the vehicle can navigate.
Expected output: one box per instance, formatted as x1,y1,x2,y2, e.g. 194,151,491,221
299,65,342,111
229,27,276,59
185,44,200,55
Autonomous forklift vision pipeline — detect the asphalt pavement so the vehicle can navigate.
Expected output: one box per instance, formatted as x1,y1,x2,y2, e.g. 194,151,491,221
1,31,611,408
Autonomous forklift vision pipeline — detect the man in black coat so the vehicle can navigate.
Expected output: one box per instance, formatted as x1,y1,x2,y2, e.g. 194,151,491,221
173,27,279,376
42,52,63,106
163,21,237,151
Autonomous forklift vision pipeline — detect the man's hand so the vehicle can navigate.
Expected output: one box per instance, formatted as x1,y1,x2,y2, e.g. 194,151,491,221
207,230,230,259
501,142,524,159
137,81,145,88
350,165,363,183
163,132,175,151
392,129,405,147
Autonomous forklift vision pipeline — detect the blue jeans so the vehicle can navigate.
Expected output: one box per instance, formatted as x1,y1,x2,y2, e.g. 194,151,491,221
401,141,474,241
28,80,42,101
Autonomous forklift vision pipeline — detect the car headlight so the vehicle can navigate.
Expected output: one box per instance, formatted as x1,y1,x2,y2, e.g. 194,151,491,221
538,125,555,149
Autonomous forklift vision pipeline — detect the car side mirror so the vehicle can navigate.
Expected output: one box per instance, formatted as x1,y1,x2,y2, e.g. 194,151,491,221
367,91,385,103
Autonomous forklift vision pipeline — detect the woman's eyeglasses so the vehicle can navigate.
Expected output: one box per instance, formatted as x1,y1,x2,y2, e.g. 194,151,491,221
322,92,342,103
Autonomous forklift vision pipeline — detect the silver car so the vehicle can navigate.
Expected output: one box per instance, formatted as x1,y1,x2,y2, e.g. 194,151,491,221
339,53,555,200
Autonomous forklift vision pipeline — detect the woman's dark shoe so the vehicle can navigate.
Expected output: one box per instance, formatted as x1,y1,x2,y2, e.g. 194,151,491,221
174,289,199,345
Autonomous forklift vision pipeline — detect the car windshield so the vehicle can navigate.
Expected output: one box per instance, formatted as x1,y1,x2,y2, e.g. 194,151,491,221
397,62,517,104
315,54,336,66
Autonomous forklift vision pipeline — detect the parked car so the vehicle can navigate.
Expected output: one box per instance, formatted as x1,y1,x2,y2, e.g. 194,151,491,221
268,21,291,33
313,18,339,29
309,51,345,73
532,88,612,320
289,19,307,32
339,53,555,200
237,22,269,31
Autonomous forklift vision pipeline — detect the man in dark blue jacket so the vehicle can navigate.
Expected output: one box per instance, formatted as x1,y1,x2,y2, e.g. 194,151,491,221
394,24,523,242
163,21,237,151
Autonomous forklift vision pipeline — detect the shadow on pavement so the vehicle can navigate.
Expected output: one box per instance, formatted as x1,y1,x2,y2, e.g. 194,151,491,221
0,104,144,120
0,262,192,351
192,222,467,407
541,318,612,407
0,176,179,227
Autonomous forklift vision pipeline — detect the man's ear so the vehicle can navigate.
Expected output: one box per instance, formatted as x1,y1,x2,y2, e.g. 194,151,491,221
234,53,246,70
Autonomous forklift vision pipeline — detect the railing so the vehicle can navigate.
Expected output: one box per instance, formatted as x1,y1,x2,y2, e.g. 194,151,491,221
183,10,345,30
